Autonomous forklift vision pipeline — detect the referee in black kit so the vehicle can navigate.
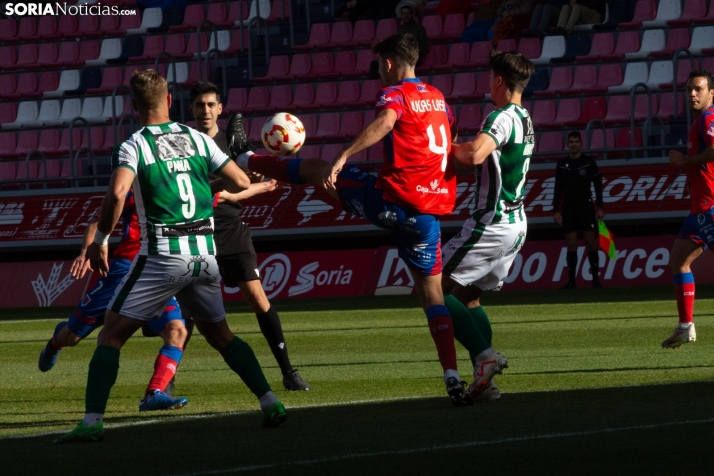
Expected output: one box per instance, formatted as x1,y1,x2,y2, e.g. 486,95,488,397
552,131,605,289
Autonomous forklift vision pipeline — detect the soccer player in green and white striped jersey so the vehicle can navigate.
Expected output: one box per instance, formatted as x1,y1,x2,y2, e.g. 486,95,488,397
55,70,286,444
442,51,535,402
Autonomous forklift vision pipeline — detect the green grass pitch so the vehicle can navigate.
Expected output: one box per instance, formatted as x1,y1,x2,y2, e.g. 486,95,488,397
1,286,713,475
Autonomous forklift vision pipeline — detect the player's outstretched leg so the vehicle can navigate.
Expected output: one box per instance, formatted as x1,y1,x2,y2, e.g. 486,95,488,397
195,319,287,428
663,272,697,348
38,322,69,372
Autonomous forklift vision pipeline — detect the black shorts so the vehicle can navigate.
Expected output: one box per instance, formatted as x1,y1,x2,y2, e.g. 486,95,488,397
561,202,597,234
215,222,260,285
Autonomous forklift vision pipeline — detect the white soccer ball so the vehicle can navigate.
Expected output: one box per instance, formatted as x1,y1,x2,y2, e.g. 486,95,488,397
261,112,306,156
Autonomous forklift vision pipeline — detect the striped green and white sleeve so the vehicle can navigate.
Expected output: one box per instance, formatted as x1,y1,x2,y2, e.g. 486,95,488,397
480,109,514,148
111,140,138,174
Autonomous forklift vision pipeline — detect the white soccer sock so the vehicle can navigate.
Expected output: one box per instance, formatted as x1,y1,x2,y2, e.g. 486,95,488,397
82,413,103,426
443,369,461,384
258,391,279,411
677,322,693,330
236,150,254,171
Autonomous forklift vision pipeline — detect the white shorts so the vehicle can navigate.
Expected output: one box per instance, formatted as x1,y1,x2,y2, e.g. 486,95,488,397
442,217,527,291
108,254,226,323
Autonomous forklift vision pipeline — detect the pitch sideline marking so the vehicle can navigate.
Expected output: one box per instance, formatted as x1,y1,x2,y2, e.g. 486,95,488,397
169,417,714,475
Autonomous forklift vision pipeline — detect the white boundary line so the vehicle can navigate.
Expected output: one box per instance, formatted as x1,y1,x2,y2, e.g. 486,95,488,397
169,417,714,476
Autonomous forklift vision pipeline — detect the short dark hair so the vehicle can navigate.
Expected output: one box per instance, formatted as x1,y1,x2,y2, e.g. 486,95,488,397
372,33,419,68
489,50,535,94
687,69,714,90
401,5,414,13
190,81,221,105
567,131,582,141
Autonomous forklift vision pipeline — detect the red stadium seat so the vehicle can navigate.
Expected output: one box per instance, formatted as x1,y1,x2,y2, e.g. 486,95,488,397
0,103,17,126
37,129,60,155
170,4,206,32
422,15,443,40
0,132,17,157
299,114,318,138
0,46,16,70
37,71,59,96
343,49,377,78
518,38,542,59
291,83,315,110
566,97,607,127
226,1,250,24
15,158,41,188
496,39,517,52
54,129,83,157
248,116,269,143
130,35,164,63
587,128,616,154
416,44,447,73
309,52,337,80
254,55,290,83
583,64,623,93
619,0,657,28
603,96,631,125
534,67,572,97
303,82,338,110
266,0,291,24
84,127,108,154
337,111,363,140
34,43,58,70
660,59,698,90
459,41,492,70
322,22,353,49
7,44,38,71
70,40,100,67
430,74,453,97
448,72,479,101
346,79,381,108
321,143,343,160
367,141,384,162
634,94,658,121
562,65,598,95
552,99,580,128
14,131,39,158
474,71,491,96
537,132,564,155
207,2,233,28
295,23,331,51
314,113,341,141
8,73,39,99
374,18,397,42
614,127,643,156
68,14,100,39
223,29,250,55
0,162,18,190
352,20,375,47
165,34,193,60
668,0,707,25
531,100,557,128
45,158,72,188
600,31,640,61
441,14,465,40
245,86,270,114
650,28,691,57
185,33,210,58
0,75,17,100
0,18,20,43
55,15,79,39
694,0,714,24
433,43,470,71
297,144,321,159
255,84,293,114
123,65,143,87
327,80,361,109
88,15,120,38
333,51,357,77
457,104,482,133
28,16,57,42
223,87,248,114
576,33,615,62
282,54,312,82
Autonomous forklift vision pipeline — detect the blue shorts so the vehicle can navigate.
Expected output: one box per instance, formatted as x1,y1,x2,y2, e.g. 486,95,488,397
677,210,714,250
336,166,442,276
67,258,183,338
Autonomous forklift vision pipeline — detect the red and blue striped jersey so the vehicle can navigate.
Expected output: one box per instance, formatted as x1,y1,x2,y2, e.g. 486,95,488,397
374,78,456,215
687,105,714,214
113,190,141,261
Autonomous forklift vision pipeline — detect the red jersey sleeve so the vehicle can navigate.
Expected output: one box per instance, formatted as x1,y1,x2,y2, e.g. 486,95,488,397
445,102,455,128
375,86,406,121
702,113,714,147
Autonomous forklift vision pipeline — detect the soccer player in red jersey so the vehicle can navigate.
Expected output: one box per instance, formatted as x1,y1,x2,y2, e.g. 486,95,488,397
38,190,192,411
664,69,714,349
238,33,472,405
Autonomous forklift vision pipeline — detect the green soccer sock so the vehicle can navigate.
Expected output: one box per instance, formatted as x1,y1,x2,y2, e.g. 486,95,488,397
445,294,491,366
85,345,120,414
219,337,272,399
469,305,493,348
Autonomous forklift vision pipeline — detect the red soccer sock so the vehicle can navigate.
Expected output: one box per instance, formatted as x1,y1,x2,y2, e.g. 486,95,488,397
674,273,695,324
146,346,183,393
426,306,458,373
248,154,303,184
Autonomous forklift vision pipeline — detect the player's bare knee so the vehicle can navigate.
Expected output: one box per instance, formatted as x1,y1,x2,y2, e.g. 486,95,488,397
161,321,187,347
57,326,82,347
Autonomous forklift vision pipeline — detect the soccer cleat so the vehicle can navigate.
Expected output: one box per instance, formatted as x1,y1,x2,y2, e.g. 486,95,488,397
262,401,287,428
53,421,104,444
38,340,62,372
446,377,473,407
560,281,576,290
283,369,311,391
661,323,696,349
139,390,188,412
469,349,508,399
469,380,501,402
226,113,250,160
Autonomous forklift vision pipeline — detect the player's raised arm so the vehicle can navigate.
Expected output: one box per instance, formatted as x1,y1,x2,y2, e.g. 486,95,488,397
218,160,251,192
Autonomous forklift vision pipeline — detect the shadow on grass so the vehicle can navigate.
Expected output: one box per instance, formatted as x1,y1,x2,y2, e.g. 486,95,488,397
2,382,712,476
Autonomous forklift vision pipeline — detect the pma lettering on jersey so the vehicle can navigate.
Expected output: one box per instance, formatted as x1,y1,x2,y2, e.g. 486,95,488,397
166,159,192,173
410,99,446,113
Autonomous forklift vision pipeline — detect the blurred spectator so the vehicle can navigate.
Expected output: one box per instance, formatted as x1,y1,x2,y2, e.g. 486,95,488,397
437,0,471,18
335,0,401,23
460,0,500,44
397,5,429,63
522,0,569,38
553,0,605,34
394,0,427,18
491,0,534,42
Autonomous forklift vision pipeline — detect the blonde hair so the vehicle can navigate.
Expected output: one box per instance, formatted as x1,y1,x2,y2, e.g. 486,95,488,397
130,69,168,112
